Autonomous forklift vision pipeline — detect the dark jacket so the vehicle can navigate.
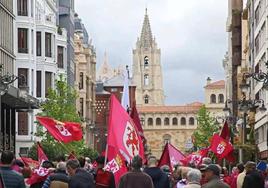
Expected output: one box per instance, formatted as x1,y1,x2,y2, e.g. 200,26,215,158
118,171,154,188
0,166,25,188
42,170,69,188
69,168,95,188
144,167,170,188
202,176,230,188
242,170,264,188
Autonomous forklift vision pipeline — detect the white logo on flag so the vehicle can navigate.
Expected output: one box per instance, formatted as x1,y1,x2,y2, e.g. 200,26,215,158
216,143,225,154
170,156,177,166
55,124,71,136
104,159,120,173
123,121,139,158
35,167,49,177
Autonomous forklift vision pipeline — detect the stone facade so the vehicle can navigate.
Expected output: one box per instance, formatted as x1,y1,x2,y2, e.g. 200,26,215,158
138,103,202,158
132,9,164,106
74,17,96,147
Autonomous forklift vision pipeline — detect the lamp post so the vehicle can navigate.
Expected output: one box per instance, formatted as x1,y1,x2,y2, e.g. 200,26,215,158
223,93,266,163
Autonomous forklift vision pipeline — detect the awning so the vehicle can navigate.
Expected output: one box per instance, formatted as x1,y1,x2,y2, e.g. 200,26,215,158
1,86,39,109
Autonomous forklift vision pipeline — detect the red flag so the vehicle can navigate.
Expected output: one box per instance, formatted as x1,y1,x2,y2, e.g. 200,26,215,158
19,157,39,168
130,104,145,141
220,121,230,141
210,134,233,159
26,142,49,185
104,146,127,186
158,143,185,170
36,116,82,143
107,95,144,162
199,147,210,158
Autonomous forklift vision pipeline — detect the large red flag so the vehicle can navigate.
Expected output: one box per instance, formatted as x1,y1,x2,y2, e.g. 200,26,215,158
107,95,144,162
36,116,83,143
37,142,48,164
130,104,145,141
210,134,233,159
158,143,185,170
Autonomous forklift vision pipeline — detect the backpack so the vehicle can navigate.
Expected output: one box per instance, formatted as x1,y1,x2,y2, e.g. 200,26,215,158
95,168,112,188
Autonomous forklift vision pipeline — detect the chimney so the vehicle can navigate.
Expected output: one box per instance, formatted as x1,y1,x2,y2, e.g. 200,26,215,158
207,77,212,85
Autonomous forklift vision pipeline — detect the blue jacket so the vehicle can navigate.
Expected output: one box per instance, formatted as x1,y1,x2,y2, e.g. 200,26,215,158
144,167,170,188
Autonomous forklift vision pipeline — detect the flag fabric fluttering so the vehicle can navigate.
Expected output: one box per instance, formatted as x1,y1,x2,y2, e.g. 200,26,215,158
121,66,130,111
26,142,50,185
107,94,144,163
36,116,83,143
158,143,185,170
210,134,233,160
130,103,145,141
220,121,230,141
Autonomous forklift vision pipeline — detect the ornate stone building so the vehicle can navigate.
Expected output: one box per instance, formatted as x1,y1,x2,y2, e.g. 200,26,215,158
132,9,164,106
74,15,96,147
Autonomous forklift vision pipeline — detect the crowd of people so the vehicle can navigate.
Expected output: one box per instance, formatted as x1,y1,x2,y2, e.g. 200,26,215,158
0,150,267,188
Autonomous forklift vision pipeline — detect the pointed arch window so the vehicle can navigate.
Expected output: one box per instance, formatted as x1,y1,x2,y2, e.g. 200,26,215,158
144,95,149,104
144,56,149,68
144,74,149,86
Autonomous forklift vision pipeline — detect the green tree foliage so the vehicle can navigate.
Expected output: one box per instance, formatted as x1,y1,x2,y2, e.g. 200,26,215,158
29,75,98,161
193,105,219,149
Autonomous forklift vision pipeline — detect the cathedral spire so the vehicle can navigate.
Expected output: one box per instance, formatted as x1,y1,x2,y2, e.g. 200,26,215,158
140,8,153,48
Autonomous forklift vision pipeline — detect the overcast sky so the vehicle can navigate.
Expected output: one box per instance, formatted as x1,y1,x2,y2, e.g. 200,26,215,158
75,0,228,105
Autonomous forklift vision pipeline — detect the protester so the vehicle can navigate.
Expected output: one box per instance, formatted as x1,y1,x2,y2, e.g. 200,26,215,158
95,156,115,188
42,162,69,188
237,163,246,188
202,164,230,188
118,155,154,188
221,166,231,185
198,164,208,185
184,169,202,188
201,158,212,165
230,163,244,188
176,167,191,188
144,156,169,188
66,159,95,188
0,150,26,188
242,161,264,188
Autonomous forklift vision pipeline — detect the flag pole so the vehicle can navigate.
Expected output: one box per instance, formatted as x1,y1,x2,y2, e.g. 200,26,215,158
104,144,108,166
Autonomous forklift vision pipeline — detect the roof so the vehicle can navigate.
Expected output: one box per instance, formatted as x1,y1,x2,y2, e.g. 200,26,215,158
137,102,203,113
204,80,225,89
140,8,153,48
103,74,135,87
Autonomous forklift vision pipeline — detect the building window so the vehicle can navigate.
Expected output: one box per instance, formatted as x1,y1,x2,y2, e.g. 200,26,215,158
36,71,41,97
181,117,186,125
189,117,195,125
18,112,28,135
156,118,161,126
79,98,84,117
218,94,224,103
79,72,84,89
144,95,149,104
172,117,178,125
45,72,52,97
36,32,42,56
19,147,29,156
17,0,28,16
18,68,28,87
147,118,153,126
57,46,64,68
164,118,169,126
45,32,52,57
210,94,216,103
144,74,149,86
18,28,28,53
144,56,149,68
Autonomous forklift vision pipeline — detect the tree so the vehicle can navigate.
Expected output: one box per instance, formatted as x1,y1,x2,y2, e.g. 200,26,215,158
193,105,219,149
29,75,98,161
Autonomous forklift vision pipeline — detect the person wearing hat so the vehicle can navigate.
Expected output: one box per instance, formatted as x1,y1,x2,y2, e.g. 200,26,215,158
242,161,264,188
199,164,208,185
202,164,230,188
118,155,154,188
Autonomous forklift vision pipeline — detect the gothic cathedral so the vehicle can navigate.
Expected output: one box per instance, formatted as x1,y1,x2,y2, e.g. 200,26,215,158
132,9,165,106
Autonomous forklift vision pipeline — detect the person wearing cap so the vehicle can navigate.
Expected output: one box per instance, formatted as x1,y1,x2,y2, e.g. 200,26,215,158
202,164,230,188
199,164,208,185
242,161,264,188
118,155,154,188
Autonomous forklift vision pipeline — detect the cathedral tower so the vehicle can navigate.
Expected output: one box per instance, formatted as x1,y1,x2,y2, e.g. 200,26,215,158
132,9,164,106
